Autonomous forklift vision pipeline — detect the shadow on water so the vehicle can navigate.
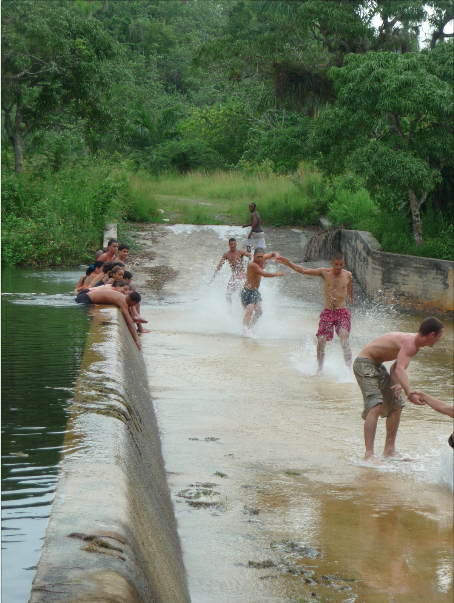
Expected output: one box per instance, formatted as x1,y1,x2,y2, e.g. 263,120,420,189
1,267,90,603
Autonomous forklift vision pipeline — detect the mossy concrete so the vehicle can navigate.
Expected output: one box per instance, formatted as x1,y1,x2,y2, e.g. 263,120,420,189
340,229,454,315
30,307,190,603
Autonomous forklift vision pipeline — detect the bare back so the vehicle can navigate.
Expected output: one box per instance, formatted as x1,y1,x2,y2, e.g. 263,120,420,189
87,288,126,307
359,332,417,364
321,268,352,309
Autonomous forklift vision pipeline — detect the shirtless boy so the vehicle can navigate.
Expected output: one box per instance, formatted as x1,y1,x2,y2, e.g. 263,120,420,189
354,317,444,463
241,248,283,337
210,238,251,302
75,288,142,350
242,203,265,253
97,239,119,263
117,244,130,263
277,252,354,374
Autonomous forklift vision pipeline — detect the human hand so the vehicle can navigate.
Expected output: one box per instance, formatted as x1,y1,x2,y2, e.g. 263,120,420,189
277,271,284,277
276,256,290,266
390,383,402,398
136,340,141,350
349,297,354,305
407,391,425,406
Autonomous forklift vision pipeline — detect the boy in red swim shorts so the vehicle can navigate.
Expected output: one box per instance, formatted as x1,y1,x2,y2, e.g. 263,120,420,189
277,252,354,375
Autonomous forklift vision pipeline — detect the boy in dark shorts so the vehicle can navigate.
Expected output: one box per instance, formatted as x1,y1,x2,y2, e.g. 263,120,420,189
241,248,283,338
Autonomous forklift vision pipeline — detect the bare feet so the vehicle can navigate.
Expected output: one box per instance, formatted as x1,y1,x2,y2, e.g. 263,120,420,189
134,316,148,324
315,368,322,377
242,328,256,339
383,451,414,462
137,326,151,334
363,454,385,466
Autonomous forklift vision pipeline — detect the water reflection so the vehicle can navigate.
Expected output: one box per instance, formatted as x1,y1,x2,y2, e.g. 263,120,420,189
1,267,89,603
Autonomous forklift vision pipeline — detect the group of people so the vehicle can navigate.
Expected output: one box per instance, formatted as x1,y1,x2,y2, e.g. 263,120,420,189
73,238,148,350
211,209,452,461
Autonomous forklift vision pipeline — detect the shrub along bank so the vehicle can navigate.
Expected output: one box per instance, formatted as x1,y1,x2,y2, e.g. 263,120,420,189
1,156,155,266
2,158,452,266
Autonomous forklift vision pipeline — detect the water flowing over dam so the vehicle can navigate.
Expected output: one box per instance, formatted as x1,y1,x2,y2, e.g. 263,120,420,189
2,227,452,603
138,225,453,603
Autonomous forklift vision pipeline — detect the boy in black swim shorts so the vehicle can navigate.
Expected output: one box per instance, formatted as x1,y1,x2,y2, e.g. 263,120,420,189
75,291,93,304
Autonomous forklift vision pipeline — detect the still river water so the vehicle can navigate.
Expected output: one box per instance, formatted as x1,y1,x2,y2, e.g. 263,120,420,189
1,268,90,603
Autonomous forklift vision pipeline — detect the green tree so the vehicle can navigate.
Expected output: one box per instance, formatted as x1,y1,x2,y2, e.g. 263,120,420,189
1,0,117,172
311,42,453,246
180,102,251,165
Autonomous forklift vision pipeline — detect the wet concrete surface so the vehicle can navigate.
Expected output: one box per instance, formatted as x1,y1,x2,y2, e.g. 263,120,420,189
132,225,453,603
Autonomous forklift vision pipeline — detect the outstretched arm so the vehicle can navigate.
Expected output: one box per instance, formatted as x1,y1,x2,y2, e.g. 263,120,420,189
119,303,141,350
263,251,280,261
391,340,424,405
413,391,454,417
249,264,284,278
240,251,252,258
210,256,226,283
276,256,323,276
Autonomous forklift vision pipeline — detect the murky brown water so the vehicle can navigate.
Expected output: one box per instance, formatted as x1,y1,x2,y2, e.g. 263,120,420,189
140,225,453,603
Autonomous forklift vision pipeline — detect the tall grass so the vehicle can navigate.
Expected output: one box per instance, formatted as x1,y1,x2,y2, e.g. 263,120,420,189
1,157,155,266
129,164,330,227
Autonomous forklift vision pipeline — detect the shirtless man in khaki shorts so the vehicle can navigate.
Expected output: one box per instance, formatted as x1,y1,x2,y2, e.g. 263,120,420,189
354,317,444,463
241,248,283,337
242,203,265,252
277,252,354,375
210,238,251,302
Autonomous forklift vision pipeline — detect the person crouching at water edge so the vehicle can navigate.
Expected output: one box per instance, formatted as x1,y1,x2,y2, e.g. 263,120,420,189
353,317,444,464
241,248,283,338
277,252,353,375
75,288,142,350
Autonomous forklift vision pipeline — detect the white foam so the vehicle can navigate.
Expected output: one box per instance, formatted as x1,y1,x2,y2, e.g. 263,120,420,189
438,447,454,491
165,224,248,242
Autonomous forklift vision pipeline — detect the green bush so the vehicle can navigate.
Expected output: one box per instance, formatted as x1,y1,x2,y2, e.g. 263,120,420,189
151,140,223,173
1,158,155,266
327,191,454,261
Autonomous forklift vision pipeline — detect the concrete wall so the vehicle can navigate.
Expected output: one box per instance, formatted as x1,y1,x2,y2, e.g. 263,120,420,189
340,230,454,315
30,308,190,603
103,223,118,248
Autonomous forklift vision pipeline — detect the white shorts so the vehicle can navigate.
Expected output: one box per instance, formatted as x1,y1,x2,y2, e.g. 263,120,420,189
247,231,265,250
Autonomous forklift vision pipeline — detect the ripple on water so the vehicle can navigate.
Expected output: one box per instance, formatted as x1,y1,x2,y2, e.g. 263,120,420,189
2,267,89,603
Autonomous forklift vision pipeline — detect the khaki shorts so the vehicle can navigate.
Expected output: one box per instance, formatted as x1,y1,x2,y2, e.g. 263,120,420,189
353,357,404,420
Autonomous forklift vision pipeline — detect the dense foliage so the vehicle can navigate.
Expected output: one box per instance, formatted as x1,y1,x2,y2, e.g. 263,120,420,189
2,0,454,264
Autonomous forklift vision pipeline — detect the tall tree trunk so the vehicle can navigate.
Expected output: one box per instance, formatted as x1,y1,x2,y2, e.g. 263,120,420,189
408,189,428,247
3,91,25,173
12,91,24,173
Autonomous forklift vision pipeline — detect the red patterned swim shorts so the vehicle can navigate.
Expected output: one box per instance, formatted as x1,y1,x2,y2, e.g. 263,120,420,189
316,308,351,341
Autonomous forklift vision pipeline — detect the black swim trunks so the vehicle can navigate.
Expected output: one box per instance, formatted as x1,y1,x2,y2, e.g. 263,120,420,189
241,287,262,308
449,434,454,449
75,292,92,304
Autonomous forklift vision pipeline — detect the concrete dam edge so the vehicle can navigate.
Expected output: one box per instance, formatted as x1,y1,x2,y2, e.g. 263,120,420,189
30,307,191,603
339,230,454,316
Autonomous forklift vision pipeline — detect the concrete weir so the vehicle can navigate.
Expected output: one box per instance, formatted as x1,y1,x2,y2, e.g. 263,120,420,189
30,307,190,603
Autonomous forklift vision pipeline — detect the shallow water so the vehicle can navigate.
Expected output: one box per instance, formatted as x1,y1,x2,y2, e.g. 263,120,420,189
140,225,453,603
1,267,89,603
